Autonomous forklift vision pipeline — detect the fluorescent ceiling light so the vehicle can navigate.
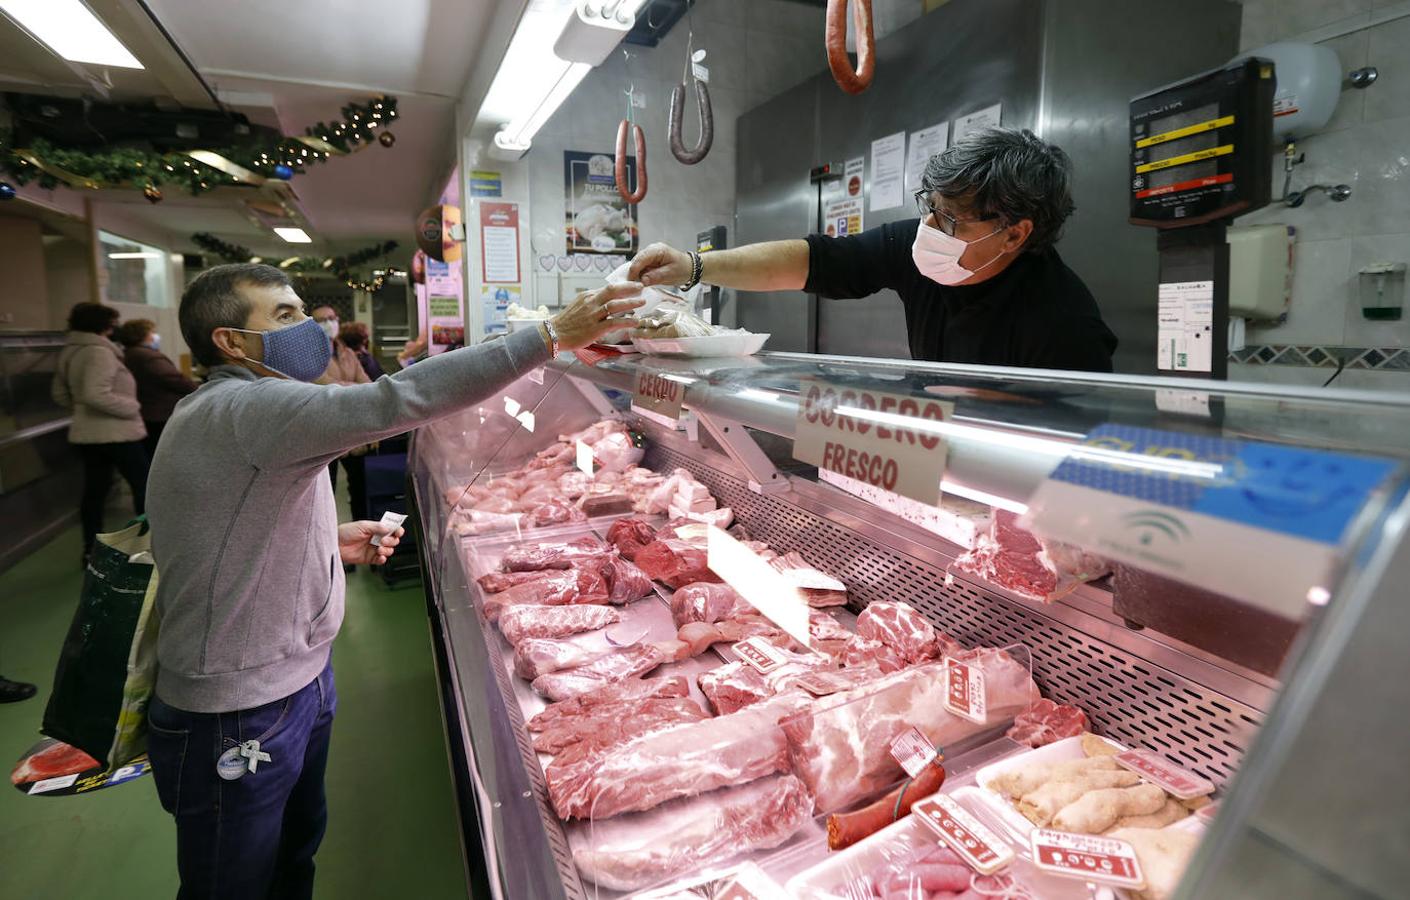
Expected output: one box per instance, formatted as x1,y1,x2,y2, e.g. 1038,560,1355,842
107,251,162,259
273,227,312,244
0,0,143,69
500,61,591,146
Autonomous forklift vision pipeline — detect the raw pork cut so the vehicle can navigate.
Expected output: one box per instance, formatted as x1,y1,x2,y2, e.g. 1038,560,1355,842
481,568,609,622
527,676,690,733
1007,699,1090,748
670,582,750,625
499,537,610,572
605,517,658,560
635,539,720,589
477,569,558,593
530,697,709,756
841,635,908,674
780,652,1039,813
593,554,654,604
847,600,961,672
497,604,620,647
697,650,836,715
768,551,849,607
546,692,810,819
953,510,1110,603
524,499,587,528
531,642,683,701
514,638,614,680
573,775,813,892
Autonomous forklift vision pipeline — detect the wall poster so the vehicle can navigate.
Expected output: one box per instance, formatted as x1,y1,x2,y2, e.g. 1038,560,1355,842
564,150,640,255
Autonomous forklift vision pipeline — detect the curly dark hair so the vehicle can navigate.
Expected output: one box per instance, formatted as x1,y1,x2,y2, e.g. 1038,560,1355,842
339,321,370,352
67,302,120,334
115,318,157,348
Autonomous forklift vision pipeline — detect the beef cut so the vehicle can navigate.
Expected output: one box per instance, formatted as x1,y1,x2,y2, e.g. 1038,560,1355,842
573,775,813,892
497,604,620,647
605,517,658,561
635,539,721,589
593,554,654,604
527,676,690,733
953,509,1110,603
499,537,611,572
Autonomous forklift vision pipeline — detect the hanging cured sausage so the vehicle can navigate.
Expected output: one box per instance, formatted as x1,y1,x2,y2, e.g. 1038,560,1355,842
825,0,875,95
615,119,647,205
668,79,713,165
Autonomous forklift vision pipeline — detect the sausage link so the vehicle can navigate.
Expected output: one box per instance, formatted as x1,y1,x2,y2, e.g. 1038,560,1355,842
826,760,945,850
615,119,648,204
669,80,714,165
825,0,875,94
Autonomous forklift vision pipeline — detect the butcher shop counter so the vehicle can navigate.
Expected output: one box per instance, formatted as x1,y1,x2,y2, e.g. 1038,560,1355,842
407,350,1410,900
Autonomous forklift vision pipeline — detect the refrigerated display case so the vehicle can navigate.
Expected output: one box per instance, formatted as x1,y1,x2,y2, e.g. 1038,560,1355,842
407,350,1410,900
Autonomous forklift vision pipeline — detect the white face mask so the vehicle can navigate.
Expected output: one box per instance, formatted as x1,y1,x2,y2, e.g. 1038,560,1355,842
148,333,161,351
911,219,1006,286
318,319,339,339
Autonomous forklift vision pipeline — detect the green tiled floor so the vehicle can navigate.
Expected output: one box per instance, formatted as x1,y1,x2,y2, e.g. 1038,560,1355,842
0,517,467,900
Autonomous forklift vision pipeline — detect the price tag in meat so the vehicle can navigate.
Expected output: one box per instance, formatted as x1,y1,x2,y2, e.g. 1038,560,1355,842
912,795,1014,875
733,636,789,674
793,378,952,508
576,440,594,475
943,656,987,723
888,726,938,778
1030,829,1146,889
1115,749,1215,799
632,370,685,421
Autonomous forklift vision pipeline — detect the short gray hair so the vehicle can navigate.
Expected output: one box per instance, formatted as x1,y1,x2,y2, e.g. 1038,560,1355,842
180,263,291,367
921,127,1075,253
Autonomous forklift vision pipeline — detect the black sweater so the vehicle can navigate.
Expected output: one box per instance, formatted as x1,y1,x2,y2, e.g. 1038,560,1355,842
804,218,1117,372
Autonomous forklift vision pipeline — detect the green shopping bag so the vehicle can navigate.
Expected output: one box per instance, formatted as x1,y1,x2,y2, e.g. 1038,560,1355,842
41,518,160,768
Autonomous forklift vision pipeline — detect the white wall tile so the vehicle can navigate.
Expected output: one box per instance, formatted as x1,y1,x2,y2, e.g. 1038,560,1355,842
1344,231,1410,345
1240,0,1371,49
1227,362,1330,387
1247,238,1352,344
1363,14,1410,122
1329,367,1410,390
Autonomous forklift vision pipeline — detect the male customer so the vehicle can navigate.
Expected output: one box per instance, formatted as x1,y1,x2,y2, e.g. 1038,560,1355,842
116,318,198,457
145,263,639,899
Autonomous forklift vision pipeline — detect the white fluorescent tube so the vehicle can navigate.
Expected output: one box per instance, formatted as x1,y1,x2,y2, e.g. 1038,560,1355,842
273,227,312,244
501,61,592,145
0,0,143,68
107,252,162,259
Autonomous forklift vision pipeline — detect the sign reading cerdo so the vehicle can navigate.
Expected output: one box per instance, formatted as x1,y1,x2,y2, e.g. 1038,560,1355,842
632,370,685,420
793,379,952,507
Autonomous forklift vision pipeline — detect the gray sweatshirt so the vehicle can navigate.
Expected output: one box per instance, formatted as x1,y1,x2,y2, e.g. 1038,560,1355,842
147,328,550,713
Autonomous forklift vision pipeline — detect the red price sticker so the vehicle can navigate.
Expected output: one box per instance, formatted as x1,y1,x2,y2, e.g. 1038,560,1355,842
888,727,938,778
912,795,1014,875
943,656,987,723
733,636,788,674
1115,749,1215,799
1030,829,1145,889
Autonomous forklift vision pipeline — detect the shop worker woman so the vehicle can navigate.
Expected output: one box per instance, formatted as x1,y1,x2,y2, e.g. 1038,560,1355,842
629,127,1117,371
146,263,643,899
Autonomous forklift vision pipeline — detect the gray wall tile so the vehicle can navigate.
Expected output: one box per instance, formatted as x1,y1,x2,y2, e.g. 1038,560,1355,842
1240,0,1371,49
1247,238,1352,344
1363,13,1410,121
1344,231,1410,345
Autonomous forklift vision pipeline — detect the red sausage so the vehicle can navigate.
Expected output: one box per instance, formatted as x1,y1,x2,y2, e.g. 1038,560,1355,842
669,80,714,165
826,0,875,94
615,119,647,204
827,761,946,850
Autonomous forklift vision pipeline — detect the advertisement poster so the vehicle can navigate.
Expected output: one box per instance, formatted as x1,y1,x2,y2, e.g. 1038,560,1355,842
481,285,519,335
823,157,866,237
564,150,640,255
427,257,465,351
480,201,521,284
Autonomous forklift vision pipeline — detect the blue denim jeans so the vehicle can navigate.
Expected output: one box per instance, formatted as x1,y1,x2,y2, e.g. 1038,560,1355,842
147,660,337,900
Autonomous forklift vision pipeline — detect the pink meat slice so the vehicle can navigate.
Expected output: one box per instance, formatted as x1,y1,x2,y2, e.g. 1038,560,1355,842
527,676,690,733
481,568,609,622
530,642,676,702
856,601,962,666
635,539,721,589
953,510,1110,603
532,697,709,756
513,638,615,680
605,517,658,561
525,499,587,528
500,536,610,572
670,582,751,626
1006,698,1090,748
594,554,655,604
546,692,810,820
477,569,558,593
573,775,813,892
497,604,620,647
697,650,836,715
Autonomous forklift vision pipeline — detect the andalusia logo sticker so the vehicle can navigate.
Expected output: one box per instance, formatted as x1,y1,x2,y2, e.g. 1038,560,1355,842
1121,510,1192,546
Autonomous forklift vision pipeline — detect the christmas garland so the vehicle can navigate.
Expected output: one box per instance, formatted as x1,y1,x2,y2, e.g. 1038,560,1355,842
0,97,397,198
191,233,400,291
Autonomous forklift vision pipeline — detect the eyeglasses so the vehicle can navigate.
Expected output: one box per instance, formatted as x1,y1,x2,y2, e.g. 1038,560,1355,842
914,191,1000,237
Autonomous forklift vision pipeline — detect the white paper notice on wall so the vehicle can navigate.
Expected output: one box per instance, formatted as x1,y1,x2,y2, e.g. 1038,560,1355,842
906,123,949,194
952,103,1002,144
869,132,906,212
1157,280,1214,373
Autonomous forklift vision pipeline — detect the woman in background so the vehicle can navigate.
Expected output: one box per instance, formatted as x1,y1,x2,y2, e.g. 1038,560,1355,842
116,318,198,458
52,303,149,563
339,321,385,381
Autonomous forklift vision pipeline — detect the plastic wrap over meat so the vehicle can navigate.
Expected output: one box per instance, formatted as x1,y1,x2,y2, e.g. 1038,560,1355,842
527,676,690,733
499,537,610,572
594,554,655,604
575,775,813,892
482,568,609,622
698,650,836,715
851,601,961,669
513,638,617,680
953,509,1111,603
546,692,810,819
452,509,524,535
531,696,709,756
781,651,1039,813
1007,698,1090,748
531,642,680,701
525,499,587,528
606,517,658,561
636,539,720,589
497,604,620,647
477,569,556,594
670,582,751,626
593,430,646,472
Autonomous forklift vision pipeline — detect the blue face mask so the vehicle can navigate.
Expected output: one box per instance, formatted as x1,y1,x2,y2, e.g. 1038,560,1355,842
232,318,332,382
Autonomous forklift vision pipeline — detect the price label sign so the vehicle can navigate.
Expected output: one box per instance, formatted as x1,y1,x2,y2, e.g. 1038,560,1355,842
575,440,594,475
733,636,788,674
912,795,1014,875
528,367,544,385
793,378,952,508
1030,829,1145,889
632,370,685,421
888,726,938,778
1115,749,1215,799
943,656,987,723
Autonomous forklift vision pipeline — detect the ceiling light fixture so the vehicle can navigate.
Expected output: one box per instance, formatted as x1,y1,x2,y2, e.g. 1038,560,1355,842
273,227,312,244
107,251,162,260
0,0,143,69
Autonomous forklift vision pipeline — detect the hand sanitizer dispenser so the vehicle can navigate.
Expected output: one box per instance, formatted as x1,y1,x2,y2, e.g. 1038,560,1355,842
1360,263,1405,321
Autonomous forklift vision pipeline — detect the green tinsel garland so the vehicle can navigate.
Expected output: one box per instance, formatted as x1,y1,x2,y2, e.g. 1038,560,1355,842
192,233,400,292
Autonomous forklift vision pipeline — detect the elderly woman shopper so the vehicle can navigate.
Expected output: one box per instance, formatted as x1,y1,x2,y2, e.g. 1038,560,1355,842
116,318,198,457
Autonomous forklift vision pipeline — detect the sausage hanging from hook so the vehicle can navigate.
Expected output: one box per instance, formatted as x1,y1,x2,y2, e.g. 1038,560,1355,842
615,118,647,204
668,79,713,165
825,0,875,94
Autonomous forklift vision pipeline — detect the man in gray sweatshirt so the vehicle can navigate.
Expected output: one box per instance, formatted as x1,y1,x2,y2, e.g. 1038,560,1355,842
145,263,641,899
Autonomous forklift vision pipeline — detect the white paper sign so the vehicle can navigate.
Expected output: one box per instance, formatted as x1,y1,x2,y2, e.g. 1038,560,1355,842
482,226,519,284
889,726,939,778
1157,280,1214,373
869,131,906,212
952,103,1003,144
906,123,950,193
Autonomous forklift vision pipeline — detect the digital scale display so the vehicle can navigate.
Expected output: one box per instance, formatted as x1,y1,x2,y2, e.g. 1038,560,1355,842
1130,59,1273,227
